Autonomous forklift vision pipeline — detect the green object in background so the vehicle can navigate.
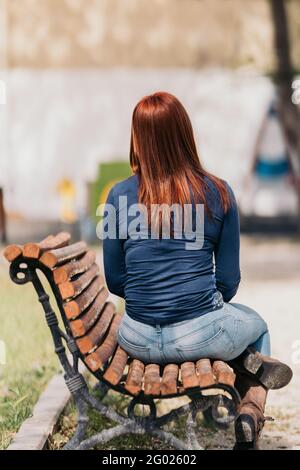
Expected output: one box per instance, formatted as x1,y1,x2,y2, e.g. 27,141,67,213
89,161,132,222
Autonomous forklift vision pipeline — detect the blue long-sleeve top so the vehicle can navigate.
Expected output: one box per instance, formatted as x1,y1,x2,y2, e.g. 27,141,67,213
103,174,241,326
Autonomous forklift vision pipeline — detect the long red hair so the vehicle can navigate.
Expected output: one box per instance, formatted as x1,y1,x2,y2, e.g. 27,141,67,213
130,91,230,221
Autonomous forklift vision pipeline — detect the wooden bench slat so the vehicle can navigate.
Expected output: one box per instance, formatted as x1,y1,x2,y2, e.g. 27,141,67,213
125,360,144,395
22,235,54,259
76,302,115,354
64,275,104,320
180,362,199,389
23,232,70,259
84,314,122,371
69,288,109,337
161,364,179,395
103,346,129,385
58,263,100,300
144,364,161,396
196,359,216,388
53,250,96,284
40,241,87,269
212,360,236,387
3,244,22,262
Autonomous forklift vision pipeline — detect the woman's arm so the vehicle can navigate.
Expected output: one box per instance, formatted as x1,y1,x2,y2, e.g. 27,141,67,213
103,187,126,298
214,185,241,302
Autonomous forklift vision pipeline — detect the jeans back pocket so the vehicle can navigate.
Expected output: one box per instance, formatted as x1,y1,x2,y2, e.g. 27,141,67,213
175,325,225,361
174,312,239,362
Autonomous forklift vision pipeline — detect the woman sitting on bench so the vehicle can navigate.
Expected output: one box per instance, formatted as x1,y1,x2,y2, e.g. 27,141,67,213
103,91,292,450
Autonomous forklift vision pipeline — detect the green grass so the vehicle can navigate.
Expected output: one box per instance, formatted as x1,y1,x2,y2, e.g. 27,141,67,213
0,260,60,449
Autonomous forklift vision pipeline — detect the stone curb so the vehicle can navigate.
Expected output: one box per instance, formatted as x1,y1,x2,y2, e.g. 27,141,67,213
8,373,70,450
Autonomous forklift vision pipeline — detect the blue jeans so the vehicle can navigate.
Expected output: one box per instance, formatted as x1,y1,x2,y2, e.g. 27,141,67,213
118,301,271,365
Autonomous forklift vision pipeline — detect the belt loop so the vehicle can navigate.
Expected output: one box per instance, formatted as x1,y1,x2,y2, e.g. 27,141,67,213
156,323,163,351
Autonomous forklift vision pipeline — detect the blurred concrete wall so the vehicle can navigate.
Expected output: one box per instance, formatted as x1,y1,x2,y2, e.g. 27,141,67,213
1,0,298,71
0,0,299,225
0,68,273,220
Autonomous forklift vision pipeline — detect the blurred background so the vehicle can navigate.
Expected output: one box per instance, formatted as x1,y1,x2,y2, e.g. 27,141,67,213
0,0,300,241
0,0,300,450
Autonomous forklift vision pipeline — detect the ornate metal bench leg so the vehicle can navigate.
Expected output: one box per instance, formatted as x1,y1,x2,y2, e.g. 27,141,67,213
186,404,203,450
62,373,89,450
74,395,191,450
63,374,130,450
126,396,192,450
184,396,229,450
70,395,143,450
76,423,137,450
63,393,89,450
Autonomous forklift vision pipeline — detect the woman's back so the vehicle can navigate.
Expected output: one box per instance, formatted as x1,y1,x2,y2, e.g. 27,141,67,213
103,173,240,325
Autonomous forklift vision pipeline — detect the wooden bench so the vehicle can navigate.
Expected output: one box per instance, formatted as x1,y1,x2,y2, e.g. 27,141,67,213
4,232,240,450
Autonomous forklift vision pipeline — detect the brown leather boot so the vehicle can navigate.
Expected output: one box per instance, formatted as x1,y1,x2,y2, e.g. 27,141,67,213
229,347,292,390
233,373,271,450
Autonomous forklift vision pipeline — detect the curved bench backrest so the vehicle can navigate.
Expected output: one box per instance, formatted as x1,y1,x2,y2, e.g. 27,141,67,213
4,232,238,402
